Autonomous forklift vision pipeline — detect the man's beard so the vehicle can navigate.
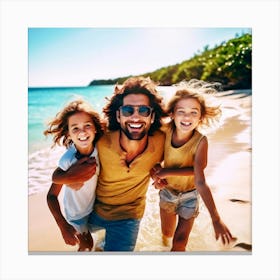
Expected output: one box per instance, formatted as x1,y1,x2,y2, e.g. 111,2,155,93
120,126,147,140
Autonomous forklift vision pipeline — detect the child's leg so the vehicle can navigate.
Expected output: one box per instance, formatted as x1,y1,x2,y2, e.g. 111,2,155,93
77,231,94,251
171,216,195,251
160,207,177,246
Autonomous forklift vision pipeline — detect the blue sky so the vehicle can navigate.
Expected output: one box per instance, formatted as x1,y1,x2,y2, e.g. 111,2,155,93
28,27,251,87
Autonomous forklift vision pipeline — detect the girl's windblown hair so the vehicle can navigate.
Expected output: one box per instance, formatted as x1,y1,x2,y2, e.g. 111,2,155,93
167,79,222,130
43,98,104,148
177,79,223,94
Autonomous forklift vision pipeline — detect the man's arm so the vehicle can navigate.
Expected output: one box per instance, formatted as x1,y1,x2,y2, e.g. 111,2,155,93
52,157,97,186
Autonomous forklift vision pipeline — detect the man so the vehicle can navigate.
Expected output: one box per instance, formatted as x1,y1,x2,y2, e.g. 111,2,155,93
52,76,166,251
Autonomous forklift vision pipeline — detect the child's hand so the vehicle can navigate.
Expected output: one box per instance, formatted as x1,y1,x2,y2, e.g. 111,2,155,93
152,178,168,189
150,164,168,189
212,219,237,245
151,164,169,179
60,223,79,246
77,232,94,251
150,163,162,179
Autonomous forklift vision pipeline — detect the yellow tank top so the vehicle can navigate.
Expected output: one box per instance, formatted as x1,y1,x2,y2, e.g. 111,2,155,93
163,124,205,192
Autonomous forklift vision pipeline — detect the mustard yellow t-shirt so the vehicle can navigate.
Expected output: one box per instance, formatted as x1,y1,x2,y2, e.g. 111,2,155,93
95,130,165,220
163,124,205,193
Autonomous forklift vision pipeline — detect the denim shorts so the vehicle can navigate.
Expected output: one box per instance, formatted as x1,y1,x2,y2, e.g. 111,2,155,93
159,188,199,220
68,215,91,234
88,212,141,251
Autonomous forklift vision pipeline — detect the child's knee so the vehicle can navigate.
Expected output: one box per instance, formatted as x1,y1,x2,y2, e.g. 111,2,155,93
162,234,172,246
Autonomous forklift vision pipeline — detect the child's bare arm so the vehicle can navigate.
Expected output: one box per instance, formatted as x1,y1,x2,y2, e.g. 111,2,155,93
154,166,194,178
47,183,78,246
194,137,236,245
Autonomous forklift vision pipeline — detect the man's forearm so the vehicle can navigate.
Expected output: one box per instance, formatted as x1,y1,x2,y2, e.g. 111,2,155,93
52,158,97,184
52,168,78,184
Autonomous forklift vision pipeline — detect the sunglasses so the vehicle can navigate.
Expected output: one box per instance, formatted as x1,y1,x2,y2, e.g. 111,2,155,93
119,105,153,117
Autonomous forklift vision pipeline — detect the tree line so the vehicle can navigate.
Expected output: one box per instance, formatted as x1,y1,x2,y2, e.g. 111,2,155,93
89,33,252,90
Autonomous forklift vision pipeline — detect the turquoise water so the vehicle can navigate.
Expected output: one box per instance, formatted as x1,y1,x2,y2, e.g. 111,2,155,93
28,85,114,154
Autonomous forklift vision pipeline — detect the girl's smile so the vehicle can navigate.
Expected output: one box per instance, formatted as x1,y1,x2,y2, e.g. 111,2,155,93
68,112,96,155
173,98,201,133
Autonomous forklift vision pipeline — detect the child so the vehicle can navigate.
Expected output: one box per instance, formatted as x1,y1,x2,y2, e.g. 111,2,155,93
44,98,104,251
151,79,236,251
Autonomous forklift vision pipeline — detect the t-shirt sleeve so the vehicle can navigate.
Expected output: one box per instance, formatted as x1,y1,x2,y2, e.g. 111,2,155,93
58,146,76,171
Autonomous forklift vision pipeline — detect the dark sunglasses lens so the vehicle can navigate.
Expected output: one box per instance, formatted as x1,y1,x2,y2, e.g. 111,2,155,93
121,106,134,116
120,105,152,117
138,106,151,117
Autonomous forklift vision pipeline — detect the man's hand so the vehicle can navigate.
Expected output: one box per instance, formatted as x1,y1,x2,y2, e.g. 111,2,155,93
52,157,97,187
67,157,97,181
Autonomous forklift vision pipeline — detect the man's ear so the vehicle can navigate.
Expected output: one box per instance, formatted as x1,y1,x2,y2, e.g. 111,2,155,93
151,112,155,123
116,110,120,123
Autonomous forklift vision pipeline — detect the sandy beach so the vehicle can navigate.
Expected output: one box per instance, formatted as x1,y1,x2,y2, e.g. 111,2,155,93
28,89,252,253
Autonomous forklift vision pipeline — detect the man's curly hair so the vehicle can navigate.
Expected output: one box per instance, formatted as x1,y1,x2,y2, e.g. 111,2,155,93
103,76,166,135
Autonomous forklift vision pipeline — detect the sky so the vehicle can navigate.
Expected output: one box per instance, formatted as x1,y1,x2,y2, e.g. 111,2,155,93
28,27,251,87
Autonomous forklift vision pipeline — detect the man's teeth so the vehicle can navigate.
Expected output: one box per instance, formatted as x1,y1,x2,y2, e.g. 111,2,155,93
79,136,88,140
129,123,142,128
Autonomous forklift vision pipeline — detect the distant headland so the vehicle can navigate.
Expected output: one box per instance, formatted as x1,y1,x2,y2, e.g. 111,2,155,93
89,33,251,91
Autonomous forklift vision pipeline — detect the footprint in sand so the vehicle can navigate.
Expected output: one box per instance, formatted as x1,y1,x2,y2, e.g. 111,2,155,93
229,198,250,204
234,242,252,251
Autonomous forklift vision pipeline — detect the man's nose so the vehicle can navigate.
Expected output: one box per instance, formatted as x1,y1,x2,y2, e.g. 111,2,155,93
131,109,141,118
